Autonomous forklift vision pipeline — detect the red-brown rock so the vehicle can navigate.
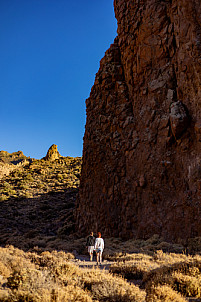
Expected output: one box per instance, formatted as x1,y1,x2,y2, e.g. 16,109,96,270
76,0,201,241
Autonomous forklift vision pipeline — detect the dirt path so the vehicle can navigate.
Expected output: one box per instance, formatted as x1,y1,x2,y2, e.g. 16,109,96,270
70,254,114,271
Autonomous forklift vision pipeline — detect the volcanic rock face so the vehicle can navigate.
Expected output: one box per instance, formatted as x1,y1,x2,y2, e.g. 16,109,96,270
77,0,201,240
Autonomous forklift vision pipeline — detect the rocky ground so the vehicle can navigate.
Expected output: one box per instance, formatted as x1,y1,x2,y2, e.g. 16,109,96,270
0,147,82,251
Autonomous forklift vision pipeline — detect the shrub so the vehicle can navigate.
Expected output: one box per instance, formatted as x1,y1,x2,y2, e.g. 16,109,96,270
0,195,8,201
144,255,201,298
146,285,186,302
170,271,201,297
56,173,63,180
109,253,157,280
81,270,146,302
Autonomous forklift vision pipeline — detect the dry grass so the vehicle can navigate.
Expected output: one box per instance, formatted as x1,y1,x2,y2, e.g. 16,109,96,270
144,253,201,299
109,248,201,301
0,245,146,302
0,156,82,201
109,249,191,281
0,244,200,301
146,285,187,302
104,235,185,261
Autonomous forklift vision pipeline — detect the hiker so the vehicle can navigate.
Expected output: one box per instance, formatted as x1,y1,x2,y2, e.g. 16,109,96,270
86,232,96,261
95,232,104,265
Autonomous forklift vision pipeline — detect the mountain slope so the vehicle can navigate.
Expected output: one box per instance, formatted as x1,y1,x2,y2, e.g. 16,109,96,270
0,149,82,250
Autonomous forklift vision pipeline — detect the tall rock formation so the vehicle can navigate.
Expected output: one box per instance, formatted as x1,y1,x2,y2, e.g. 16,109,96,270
76,0,201,240
45,144,61,161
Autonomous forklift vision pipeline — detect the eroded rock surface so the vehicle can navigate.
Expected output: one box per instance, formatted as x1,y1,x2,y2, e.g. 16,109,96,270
77,0,201,240
170,101,189,139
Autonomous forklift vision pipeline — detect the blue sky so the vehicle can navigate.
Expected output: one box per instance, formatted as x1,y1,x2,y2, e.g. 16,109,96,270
0,0,117,158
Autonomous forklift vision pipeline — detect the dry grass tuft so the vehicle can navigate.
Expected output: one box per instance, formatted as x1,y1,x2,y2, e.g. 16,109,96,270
146,285,187,302
81,270,146,302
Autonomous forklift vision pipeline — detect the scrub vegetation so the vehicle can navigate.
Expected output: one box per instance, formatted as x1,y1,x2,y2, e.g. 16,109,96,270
0,151,82,251
0,243,201,301
0,155,81,201
0,151,200,301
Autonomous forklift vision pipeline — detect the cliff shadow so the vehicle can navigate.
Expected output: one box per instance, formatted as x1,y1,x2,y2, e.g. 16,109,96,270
0,189,82,253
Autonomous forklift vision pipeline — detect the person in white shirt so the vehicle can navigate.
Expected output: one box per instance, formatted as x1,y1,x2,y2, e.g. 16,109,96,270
94,232,104,265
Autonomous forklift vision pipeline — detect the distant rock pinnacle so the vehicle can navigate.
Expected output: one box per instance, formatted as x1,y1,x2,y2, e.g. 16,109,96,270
45,144,61,161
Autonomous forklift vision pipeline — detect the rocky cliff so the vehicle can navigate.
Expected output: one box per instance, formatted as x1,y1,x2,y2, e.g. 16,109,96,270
76,0,201,240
